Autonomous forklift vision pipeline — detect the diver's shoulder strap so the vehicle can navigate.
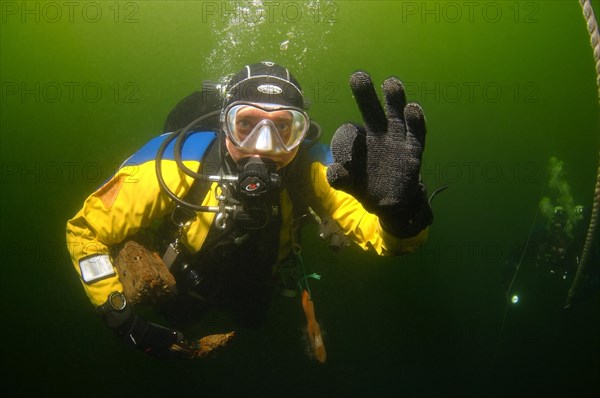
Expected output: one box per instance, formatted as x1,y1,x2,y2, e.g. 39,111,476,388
156,136,221,250
182,136,221,207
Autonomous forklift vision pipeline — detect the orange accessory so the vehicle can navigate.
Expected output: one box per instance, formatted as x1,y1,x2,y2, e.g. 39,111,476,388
301,289,327,363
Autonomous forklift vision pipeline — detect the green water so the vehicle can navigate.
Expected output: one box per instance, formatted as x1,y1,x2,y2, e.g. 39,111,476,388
1,1,599,396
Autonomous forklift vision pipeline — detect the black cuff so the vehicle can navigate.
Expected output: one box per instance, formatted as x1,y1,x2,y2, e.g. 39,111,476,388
99,302,134,330
379,186,433,239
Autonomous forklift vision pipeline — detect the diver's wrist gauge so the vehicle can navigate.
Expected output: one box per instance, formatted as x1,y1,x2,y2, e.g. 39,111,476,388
96,291,127,314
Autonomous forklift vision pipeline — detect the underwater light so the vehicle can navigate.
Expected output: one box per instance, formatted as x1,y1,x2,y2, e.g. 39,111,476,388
511,295,520,304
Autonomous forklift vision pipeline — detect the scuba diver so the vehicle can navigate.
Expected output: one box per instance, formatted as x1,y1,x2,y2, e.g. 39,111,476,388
503,157,599,310
66,61,433,359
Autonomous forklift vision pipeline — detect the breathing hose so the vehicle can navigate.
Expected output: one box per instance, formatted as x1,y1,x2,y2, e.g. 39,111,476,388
154,110,222,212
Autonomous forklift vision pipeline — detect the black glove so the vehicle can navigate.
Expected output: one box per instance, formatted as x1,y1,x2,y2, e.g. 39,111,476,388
102,302,189,359
326,71,433,238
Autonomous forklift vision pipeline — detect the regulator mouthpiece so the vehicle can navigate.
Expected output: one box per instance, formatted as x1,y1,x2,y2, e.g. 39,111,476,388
236,157,281,198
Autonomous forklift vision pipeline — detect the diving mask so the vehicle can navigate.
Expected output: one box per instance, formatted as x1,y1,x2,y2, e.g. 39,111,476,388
224,102,310,156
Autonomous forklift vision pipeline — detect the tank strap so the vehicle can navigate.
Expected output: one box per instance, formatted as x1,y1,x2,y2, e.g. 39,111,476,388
156,135,222,251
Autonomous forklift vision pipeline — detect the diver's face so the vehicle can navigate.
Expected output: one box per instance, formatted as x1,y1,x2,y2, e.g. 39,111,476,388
225,106,300,169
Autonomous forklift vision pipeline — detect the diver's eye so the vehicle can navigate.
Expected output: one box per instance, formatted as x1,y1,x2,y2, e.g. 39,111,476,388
236,119,255,135
237,120,249,129
276,121,291,132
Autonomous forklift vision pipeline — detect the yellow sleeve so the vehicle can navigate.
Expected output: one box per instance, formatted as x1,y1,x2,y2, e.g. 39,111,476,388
311,162,429,256
66,158,198,306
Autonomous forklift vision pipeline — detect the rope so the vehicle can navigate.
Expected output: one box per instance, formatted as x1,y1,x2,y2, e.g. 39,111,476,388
564,0,600,308
579,0,600,104
565,152,600,307
578,154,600,268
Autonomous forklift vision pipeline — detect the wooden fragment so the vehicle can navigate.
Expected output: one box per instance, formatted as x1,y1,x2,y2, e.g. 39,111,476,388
194,332,236,357
113,240,177,304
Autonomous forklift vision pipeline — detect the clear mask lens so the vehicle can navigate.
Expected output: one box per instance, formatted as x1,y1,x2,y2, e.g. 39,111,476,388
225,103,310,155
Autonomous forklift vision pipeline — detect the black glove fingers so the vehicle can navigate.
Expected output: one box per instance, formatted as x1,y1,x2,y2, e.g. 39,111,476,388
326,162,353,191
330,123,360,163
328,123,364,192
382,77,407,128
404,102,427,149
349,71,387,133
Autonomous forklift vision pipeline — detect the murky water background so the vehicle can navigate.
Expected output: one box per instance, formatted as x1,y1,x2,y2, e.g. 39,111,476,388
1,1,599,396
